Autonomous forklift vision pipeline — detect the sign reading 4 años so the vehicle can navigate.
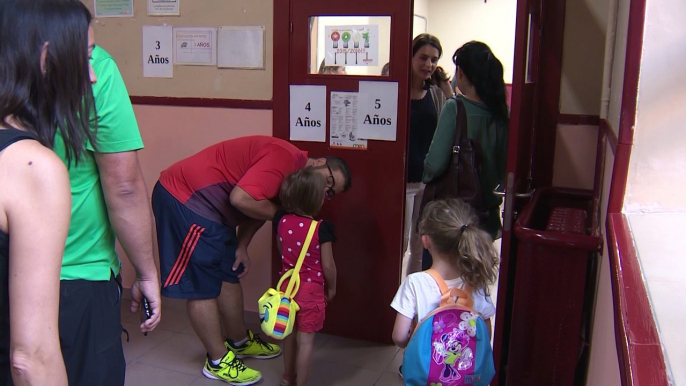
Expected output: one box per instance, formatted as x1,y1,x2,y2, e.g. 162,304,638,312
290,85,327,142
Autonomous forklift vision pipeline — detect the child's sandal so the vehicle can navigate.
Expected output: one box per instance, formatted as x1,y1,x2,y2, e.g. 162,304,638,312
280,375,296,386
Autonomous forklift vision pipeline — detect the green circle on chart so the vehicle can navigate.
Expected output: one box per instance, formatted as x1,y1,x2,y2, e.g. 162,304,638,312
341,32,351,42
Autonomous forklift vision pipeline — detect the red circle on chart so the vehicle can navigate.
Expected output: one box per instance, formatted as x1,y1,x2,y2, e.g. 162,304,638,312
331,31,340,41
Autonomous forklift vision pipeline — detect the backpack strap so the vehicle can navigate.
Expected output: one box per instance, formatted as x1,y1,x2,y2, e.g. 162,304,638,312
425,268,474,309
282,220,318,298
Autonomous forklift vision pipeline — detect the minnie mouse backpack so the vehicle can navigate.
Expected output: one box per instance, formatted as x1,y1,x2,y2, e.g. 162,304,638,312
402,269,495,386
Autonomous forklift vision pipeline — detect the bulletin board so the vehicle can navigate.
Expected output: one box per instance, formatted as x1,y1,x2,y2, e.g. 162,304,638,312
82,0,274,101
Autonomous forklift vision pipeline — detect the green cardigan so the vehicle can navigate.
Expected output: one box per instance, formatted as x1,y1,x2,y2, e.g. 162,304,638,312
422,96,508,238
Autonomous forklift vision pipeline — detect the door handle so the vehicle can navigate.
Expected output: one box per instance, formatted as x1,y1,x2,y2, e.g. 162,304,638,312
493,184,535,198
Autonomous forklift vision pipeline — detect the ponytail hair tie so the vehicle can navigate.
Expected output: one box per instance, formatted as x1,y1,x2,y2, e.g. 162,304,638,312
461,224,468,232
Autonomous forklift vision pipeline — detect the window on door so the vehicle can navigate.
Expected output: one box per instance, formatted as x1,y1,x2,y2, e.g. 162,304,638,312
308,16,391,77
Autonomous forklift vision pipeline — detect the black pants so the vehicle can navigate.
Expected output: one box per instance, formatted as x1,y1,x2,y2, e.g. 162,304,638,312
58,272,125,386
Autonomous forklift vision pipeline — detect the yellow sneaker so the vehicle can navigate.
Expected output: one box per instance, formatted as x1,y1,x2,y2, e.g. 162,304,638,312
226,329,282,359
202,351,261,385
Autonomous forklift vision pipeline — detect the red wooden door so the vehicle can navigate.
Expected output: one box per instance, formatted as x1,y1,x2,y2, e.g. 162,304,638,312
492,0,541,383
492,0,568,382
273,0,413,343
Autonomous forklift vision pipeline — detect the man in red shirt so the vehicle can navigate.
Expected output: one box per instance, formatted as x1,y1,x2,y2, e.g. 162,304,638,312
152,136,351,385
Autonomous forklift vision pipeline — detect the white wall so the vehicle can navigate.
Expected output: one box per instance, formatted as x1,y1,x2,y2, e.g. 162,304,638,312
559,0,611,115
585,0,627,383
586,144,622,385
427,0,516,83
606,0,630,136
624,0,686,213
413,0,429,38
552,124,598,189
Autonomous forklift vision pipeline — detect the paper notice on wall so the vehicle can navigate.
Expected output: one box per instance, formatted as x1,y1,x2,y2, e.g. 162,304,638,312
142,26,173,78
357,81,398,141
148,0,179,16
217,26,265,69
290,85,327,142
330,92,367,150
94,0,134,17
173,27,216,66
324,25,379,67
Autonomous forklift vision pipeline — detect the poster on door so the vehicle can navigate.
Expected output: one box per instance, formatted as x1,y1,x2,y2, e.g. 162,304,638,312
357,81,398,141
290,85,326,142
324,25,378,67
330,92,367,150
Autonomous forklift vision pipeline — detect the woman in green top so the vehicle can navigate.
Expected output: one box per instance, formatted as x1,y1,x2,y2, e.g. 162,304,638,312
423,41,509,244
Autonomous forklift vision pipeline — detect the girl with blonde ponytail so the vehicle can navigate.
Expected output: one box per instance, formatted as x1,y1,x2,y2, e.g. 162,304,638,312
391,198,499,350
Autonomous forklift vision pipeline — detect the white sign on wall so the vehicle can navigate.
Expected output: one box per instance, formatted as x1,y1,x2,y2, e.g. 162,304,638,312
173,27,217,66
148,0,179,16
290,85,327,142
357,81,398,141
324,25,379,67
142,25,173,78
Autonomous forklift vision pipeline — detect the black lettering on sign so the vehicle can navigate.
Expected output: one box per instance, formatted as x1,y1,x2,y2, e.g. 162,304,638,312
363,114,392,125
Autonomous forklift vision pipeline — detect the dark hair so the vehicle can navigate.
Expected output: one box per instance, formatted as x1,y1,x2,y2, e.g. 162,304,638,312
412,34,443,89
318,59,344,75
432,66,450,86
381,62,390,76
419,198,499,294
0,0,96,164
280,169,326,217
453,41,509,125
325,156,352,192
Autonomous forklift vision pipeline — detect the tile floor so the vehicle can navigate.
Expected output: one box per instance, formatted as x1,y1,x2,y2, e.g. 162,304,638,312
120,294,405,386
120,238,502,385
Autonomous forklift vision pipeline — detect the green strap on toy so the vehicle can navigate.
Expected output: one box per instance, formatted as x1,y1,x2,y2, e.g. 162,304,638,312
277,220,318,298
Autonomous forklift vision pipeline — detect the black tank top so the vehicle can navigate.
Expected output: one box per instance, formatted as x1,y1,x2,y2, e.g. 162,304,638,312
0,128,37,385
408,88,438,183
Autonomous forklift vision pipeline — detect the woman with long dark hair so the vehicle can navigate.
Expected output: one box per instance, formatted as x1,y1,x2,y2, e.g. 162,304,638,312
424,41,509,249
0,0,97,383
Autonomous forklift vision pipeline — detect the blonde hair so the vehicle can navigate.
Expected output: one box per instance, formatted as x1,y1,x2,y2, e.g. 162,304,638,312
318,59,345,75
418,198,499,293
279,168,326,217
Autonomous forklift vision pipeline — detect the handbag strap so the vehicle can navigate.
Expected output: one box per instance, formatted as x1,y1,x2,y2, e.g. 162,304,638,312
451,97,469,172
425,268,474,309
283,220,318,297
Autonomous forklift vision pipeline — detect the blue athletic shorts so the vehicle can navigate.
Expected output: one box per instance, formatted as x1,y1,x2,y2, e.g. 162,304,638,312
152,182,243,299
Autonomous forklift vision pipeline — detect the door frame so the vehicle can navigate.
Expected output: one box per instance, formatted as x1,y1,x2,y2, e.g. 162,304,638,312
492,0,567,383
273,0,414,343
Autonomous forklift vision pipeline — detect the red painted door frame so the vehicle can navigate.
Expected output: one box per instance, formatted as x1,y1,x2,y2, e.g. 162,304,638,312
492,0,567,383
273,0,413,343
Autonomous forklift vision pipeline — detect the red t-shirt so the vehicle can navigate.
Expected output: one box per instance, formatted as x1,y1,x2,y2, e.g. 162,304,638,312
159,136,307,226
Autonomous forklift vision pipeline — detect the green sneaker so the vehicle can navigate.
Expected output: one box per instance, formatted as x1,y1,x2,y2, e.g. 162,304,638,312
226,329,282,359
202,351,262,385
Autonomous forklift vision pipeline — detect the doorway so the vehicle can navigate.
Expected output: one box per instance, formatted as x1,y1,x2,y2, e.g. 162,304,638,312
273,0,413,343
272,1,567,378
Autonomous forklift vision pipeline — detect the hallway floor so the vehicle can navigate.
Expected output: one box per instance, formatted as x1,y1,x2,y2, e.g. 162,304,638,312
120,295,405,386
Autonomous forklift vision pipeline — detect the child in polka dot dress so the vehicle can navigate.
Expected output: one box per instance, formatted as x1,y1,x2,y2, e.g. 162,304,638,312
274,168,337,386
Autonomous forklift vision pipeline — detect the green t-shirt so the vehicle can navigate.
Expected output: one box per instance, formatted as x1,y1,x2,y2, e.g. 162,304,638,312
54,46,144,280
423,96,509,238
